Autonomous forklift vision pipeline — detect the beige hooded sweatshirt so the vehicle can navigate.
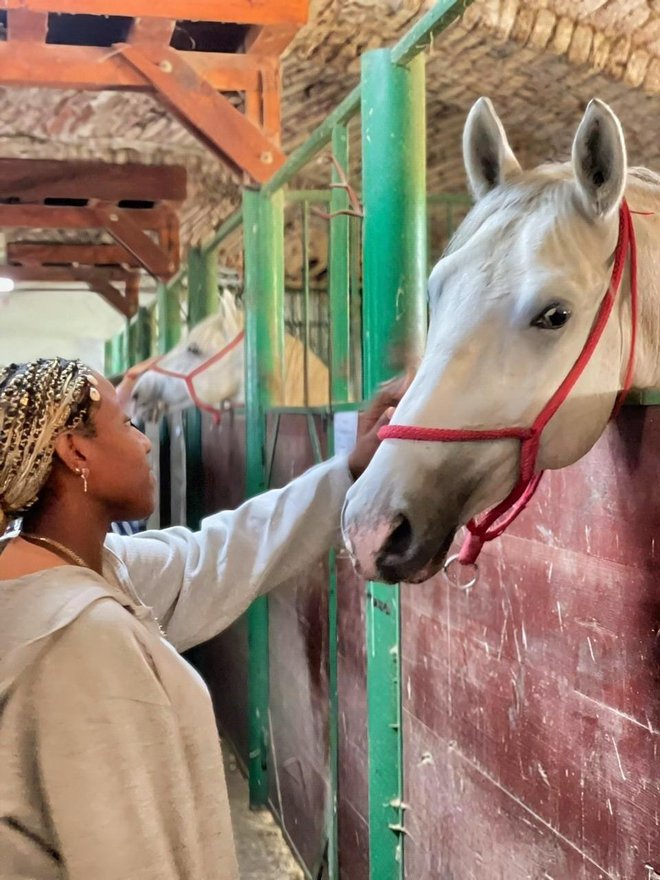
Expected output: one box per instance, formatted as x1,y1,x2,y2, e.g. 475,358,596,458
0,455,352,880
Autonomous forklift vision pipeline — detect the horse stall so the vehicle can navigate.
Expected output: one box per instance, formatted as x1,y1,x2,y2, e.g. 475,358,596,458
89,1,660,879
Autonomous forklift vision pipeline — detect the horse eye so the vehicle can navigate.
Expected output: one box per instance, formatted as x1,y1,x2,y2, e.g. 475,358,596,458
531,303,572,330
187,343,202,356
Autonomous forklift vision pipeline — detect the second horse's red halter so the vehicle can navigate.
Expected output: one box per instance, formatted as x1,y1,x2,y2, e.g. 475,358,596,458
150,330,245,421
378,200,639,569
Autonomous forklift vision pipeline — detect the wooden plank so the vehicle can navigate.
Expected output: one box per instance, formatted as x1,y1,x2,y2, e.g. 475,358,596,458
0,0,309,25
6,9,48,41
129,17,176,46
245,24,299,57
0,44,262,92
0,158,186,203
92,204,177,278
117,44,286,184
0,203,169,230
0,264,135,283
7,242,144,267
88,278,137,318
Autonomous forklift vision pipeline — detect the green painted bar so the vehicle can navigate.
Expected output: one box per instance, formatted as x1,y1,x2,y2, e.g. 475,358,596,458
286,189,332,203
262,85,361,197
329,124,351,404
361,48,428,880
185,247,218,532
157,279,182,355
200,209,243,259
243,186,285,808
104,338,113,377
391,0,475,65
188,246,218,326
127,316,139,368
136,306,152,362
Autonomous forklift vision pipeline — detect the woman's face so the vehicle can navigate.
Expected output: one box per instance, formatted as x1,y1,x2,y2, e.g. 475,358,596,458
74,376,155,522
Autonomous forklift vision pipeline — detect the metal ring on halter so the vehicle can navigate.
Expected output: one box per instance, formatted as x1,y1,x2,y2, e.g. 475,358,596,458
443,554,479,591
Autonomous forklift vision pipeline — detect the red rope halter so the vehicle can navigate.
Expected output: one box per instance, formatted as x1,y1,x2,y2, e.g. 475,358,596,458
378,200,639,567
150,329,245,422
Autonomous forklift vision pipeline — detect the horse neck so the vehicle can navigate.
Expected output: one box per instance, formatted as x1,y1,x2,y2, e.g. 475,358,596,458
626,182,660,389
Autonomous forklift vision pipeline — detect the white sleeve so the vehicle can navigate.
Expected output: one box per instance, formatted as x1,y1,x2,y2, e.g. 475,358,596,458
105,455,353,651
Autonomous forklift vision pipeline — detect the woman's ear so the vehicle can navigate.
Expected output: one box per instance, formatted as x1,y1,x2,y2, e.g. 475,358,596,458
53,432,89,475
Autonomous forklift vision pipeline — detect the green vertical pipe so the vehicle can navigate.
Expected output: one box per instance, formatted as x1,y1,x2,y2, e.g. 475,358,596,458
127,316,139,368
157,279,182,355
104,338,112,377
185,246,218,531
136,306,152,362
361,48,427,880
302,201,310,406
243,186,285,808
188,245,218,327
329,124,351,403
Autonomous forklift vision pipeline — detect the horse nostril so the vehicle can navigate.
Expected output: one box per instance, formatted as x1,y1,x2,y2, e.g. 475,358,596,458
381,513,414,559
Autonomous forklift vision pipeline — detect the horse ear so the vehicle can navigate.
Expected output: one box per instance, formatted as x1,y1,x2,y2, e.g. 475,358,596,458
572,99,627,218
463,97,521,200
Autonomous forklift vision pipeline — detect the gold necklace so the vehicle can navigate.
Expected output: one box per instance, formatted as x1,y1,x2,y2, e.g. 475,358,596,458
20,533,90,569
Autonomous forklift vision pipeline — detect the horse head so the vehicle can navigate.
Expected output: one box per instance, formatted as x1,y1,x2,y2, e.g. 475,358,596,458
132,289,245,421
342,97,643,584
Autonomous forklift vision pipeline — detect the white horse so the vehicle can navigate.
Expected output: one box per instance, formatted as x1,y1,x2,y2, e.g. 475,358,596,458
132,290,329,421
342,97,660,584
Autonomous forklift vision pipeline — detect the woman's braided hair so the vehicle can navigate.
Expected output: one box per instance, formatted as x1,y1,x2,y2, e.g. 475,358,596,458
0,358,99,534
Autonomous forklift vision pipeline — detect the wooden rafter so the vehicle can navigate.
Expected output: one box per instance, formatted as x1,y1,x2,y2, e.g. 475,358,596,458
128,17,176,47
88,276,139,318
117,44,286,183
91,204,176,277
7,242,144,268
0,265,137,284
7,8,48,41
0,158,186,203
245,24,299,57
0,44,263,92
0,0,309,25
0,203,169,231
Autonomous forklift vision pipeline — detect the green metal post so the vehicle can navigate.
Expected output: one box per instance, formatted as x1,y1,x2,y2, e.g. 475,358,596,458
361,48,427,880
127,316,139,368
157,279,182,355
329,124,351,403
136,306,152,362
184,246,218,531
188,245,218,326
104,339,113,377
243,186,285,808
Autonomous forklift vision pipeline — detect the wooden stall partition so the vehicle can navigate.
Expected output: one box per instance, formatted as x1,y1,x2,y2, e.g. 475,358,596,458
402,408,660,880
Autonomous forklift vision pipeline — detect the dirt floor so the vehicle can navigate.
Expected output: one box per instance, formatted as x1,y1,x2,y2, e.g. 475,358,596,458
224,744,305,880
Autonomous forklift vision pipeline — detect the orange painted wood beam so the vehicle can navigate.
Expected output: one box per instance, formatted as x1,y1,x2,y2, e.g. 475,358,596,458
245,24,299,57
92,204,177,278
0,264,136,283
0,44,262,91
0,0,309,25
128,17,176,46
88,277,138,318
0,158,186,203
117,44,286,183
7,242,144,268
0,203,171,230
7,8,48,41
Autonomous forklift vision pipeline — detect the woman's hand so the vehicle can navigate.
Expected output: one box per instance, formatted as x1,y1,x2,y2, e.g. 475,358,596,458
347,375,412,480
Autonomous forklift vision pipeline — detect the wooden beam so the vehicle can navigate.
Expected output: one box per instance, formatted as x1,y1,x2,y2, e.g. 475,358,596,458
245,24,299,57
7,242,144,268
0,44,262,92
0,158,186,203
88,278,138,318
92,204,177,278
129,17,176,46
7,9,48,41
0,0,309,25
1,264,136,283
0,203,170,230
118,45,286,184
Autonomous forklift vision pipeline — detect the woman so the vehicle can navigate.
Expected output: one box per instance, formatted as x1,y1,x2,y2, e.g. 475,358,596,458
0,357,402,880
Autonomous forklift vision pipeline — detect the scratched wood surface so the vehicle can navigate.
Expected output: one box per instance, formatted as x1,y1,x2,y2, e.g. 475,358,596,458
402,407,660,880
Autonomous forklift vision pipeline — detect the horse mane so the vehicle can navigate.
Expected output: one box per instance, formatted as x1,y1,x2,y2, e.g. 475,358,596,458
186,288,245,350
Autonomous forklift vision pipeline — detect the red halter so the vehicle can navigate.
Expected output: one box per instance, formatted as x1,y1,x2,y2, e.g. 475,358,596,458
150,330,245,422
378,200,639,567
